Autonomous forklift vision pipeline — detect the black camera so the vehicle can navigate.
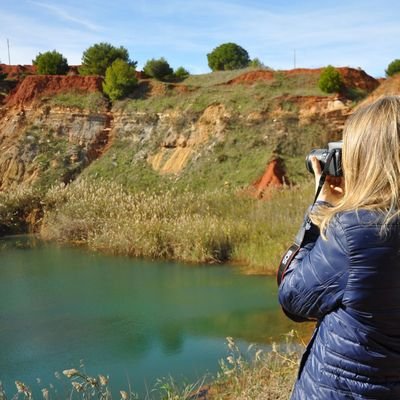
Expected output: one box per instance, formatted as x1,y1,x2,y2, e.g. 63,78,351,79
305,141,343,177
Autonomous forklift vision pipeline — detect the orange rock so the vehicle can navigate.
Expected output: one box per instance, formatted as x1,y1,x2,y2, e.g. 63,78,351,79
6,75,103,107
251,158,287,199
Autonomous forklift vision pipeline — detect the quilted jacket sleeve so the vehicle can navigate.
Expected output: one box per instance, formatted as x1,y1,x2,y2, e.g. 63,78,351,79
278,215,349,321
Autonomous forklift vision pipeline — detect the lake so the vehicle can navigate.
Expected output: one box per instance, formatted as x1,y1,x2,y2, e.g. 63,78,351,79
0,235,306,397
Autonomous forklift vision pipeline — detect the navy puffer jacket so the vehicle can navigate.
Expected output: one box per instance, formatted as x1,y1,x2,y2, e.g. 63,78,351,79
279,209,400,399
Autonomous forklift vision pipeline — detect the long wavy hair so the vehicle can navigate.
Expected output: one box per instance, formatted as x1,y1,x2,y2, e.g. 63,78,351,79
312,95,400,235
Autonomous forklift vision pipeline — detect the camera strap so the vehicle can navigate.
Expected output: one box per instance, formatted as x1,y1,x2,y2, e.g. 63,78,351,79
276,159,331,287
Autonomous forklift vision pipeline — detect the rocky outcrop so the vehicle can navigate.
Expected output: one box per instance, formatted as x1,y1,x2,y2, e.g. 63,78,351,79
0,64,36,80
112,104,230,175
0,66,385,192
0,106,111,190
250,158,287,199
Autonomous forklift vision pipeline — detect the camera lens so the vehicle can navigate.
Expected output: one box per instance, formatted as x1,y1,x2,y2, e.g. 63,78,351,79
305,149,328,174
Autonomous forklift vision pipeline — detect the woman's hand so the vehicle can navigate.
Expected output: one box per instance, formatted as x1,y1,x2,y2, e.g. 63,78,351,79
311,156,344,205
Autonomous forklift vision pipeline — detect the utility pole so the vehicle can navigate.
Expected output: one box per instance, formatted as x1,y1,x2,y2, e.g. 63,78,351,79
293,49,296,69
7,39,11,65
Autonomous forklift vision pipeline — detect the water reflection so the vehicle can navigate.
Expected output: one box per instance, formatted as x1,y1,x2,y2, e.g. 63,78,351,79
0,236,311,396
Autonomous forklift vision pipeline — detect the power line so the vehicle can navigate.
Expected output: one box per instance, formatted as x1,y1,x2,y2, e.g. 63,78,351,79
7,38,11,65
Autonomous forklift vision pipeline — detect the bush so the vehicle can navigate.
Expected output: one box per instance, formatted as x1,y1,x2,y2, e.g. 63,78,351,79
79,42,135,76
174,66,190,81
143,57,173,81
385,59,400,77
249,58,269,69
318,65,343,93
32,50,69,75
102,59,138,101
207,43,250,71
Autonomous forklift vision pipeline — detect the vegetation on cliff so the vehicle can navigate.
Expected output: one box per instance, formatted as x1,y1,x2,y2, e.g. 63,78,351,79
318,65,343,93
207,43,251,71
33,50,69,75
0,66,381,272
103,59,138,101
79,42,135,76
386,59,400,77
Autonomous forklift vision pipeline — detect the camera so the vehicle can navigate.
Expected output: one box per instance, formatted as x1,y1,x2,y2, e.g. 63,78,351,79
305,141,343,177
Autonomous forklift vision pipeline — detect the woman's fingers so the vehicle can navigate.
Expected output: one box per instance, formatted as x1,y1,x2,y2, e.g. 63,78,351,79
311,156,322,176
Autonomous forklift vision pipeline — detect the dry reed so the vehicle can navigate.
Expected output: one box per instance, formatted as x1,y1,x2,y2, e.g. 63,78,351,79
40,178,314,273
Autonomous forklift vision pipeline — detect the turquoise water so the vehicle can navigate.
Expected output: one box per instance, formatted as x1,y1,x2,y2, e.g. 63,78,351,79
0,236,299,397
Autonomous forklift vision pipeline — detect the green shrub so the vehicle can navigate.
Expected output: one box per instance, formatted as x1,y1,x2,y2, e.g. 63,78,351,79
79,42,135,76
174,66,190,81
207,43,250,71
249,58,269,69
385,59,400,77
33,50,69,75
143,57,174,81
318,65,343,93
103,59,138,101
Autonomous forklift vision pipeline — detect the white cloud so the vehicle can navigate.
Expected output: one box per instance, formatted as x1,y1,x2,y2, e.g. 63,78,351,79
29,1,101,31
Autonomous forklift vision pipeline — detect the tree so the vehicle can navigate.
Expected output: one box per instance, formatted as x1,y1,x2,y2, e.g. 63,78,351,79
385,59,400,77
32,50,69,75
143,57,173,81
207,43,250,71
318,65,343,93
79,42,135,76
102,59,137,101
249,58,270,69
174,66,190,81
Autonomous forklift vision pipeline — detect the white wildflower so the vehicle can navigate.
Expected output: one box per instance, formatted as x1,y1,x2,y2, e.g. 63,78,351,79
62,368,79,378
120,390,129,400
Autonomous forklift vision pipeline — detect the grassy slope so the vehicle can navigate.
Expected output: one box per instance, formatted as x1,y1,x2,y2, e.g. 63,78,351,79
31,69,336,273
83,68,331,192
1,69,337,270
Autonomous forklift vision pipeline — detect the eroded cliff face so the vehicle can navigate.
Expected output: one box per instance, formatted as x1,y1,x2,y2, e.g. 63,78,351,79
0,68,382,192
0,93,353,191
0,106,111,190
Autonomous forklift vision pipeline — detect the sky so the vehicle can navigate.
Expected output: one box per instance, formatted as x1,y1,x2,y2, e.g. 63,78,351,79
0,0,399,77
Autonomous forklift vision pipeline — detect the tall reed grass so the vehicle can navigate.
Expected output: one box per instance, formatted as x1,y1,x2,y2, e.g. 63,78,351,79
1,334,303,400
40,178,314,273
0,184,43,235
208,333,302,399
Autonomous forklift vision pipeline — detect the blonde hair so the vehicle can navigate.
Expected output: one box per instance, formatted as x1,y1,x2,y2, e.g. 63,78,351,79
312,95,400,235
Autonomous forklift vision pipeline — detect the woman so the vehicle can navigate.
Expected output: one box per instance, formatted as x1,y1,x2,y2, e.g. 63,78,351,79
278,96,400,399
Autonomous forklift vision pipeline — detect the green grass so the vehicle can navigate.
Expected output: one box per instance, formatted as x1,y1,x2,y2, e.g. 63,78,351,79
183,67,265,87
48,91,108,112
115,70,328,115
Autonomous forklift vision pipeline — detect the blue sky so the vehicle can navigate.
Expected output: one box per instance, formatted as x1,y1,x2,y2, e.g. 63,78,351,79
0,0,399,77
